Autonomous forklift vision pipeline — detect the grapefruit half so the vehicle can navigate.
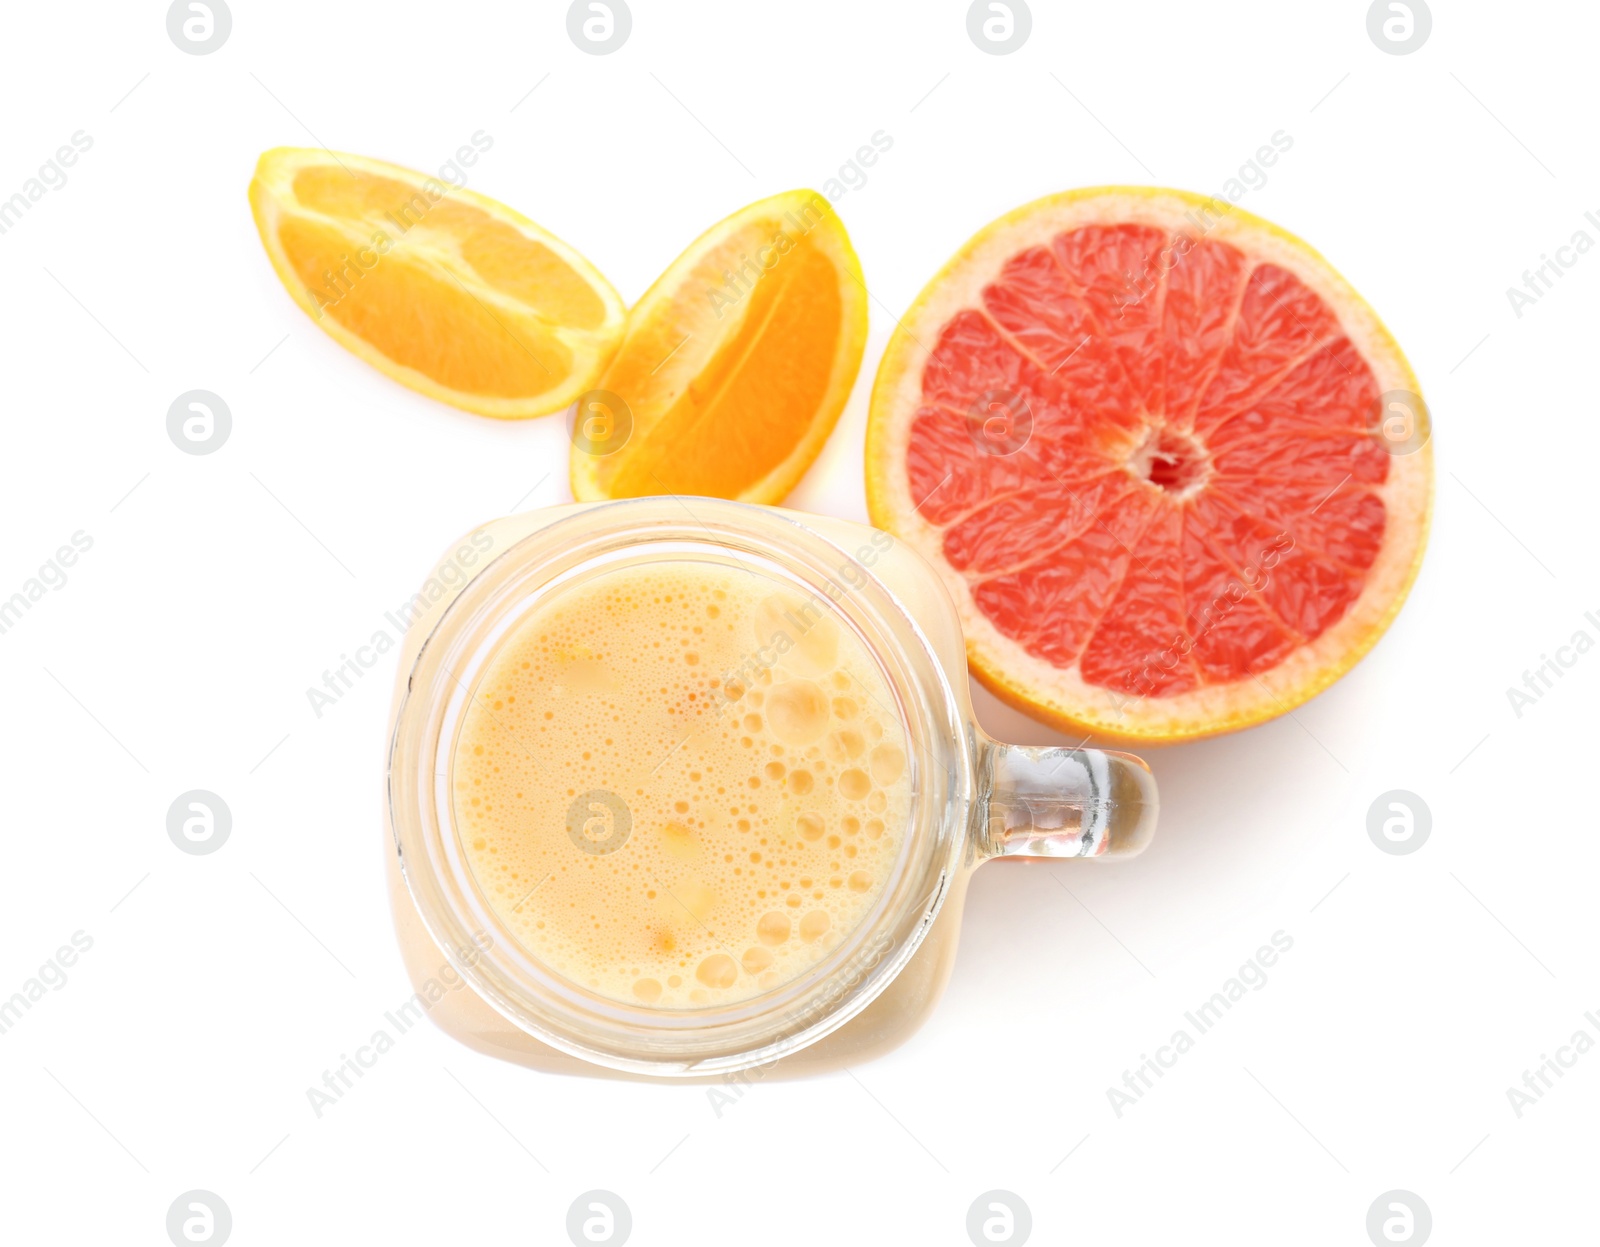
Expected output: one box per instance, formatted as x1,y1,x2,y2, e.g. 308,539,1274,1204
866,188,1432,743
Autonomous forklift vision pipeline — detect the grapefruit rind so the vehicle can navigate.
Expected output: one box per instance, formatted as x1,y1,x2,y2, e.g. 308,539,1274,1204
569,188,869,506
866,187,1433,744
249,147,627,420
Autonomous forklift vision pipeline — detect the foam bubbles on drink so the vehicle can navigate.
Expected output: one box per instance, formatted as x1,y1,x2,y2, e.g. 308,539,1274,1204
453,565,910,1009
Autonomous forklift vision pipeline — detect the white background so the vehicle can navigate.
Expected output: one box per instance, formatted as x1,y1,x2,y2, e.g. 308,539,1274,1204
0,0,1593,1242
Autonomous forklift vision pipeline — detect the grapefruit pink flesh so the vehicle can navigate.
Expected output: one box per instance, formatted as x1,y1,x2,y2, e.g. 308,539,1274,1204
869,189,1432,742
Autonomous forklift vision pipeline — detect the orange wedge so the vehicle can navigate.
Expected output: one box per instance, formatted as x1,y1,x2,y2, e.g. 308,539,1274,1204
569,189,868,503
249,147,626,419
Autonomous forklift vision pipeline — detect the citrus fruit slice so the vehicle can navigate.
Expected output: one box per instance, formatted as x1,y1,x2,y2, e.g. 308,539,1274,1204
569,189,867,504
249,147,626,419
866,188,1432,743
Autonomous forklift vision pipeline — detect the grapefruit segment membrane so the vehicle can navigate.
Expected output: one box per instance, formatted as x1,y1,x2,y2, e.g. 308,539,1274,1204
866,188,1432,743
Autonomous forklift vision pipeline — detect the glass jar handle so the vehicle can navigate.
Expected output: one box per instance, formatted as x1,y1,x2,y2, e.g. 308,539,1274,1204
975,735,1158,859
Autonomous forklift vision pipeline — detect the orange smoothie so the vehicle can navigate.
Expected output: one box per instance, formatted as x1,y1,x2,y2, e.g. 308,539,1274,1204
452,560,911,1009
